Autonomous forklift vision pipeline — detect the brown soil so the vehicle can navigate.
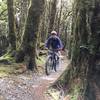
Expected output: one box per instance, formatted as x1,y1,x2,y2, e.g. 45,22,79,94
0,56,70,100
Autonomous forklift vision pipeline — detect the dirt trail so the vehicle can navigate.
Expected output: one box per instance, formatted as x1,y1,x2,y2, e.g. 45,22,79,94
0,56,70,100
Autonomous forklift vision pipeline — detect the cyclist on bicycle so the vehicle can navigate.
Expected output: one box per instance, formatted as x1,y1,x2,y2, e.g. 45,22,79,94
45,31,63,51
45,31,63,68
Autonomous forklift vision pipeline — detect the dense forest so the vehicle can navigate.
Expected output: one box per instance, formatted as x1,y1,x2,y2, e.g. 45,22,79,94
0,0,100,100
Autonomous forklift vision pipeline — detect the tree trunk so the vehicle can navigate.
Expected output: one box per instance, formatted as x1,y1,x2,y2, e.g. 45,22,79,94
15,0,29,48
57,0,63,34
17,0,44,70
48,0,57,34
7,0,16,51
52,0,100,99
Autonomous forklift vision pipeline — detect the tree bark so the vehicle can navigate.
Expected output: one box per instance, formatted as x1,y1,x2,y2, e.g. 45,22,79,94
7,0,16,51
15,0,29,48
57,0,63,34
71,0,100,78
17,0,45,70
52,0,100,99
48,0,57,34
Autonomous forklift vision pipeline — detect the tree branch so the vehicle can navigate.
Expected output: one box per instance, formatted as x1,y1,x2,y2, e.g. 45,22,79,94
0,9,7,17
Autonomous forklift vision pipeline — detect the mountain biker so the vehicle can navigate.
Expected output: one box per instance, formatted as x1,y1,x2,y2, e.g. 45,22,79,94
45,31,63,51
45,31,63,68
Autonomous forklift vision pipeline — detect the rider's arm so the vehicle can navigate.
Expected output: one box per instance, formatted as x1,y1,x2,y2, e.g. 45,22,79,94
45,37,50,49
57,37,63,50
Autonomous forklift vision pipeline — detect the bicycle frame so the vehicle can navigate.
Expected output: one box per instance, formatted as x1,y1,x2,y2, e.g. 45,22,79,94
45,50,60,75
49,51,59,68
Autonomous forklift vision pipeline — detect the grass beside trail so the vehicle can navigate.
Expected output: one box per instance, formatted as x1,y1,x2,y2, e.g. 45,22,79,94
0,55,46,77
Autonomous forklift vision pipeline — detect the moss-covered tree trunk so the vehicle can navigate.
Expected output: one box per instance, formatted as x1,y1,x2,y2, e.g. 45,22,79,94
15,0,29,48
38,1,47,44
16,0,44,70
57,0,63,34
71,0,100,86
48,0,57,34
7,0,16,51
53,0,100,99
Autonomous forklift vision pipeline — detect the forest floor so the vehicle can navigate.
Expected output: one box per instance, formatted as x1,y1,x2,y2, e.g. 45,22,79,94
0,52,70,100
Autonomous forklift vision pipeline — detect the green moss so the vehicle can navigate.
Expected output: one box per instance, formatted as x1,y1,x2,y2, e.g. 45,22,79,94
0,52,14,62
47,88,60,100
48,80,83,100
39,42,45,49
0,63,26,77
0,66,14,77
36,56,46,65
70,85,81,100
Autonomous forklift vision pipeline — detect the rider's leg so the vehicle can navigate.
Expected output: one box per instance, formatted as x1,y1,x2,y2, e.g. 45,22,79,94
53,53,59,71
55,52,60,68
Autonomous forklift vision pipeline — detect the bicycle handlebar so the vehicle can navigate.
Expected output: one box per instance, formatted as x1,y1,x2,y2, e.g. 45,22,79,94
47,48,62,51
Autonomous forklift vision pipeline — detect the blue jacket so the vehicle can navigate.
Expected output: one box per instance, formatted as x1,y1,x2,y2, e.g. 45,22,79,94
45,35,63,50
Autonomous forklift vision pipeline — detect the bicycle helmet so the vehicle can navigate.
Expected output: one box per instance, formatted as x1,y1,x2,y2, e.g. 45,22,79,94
51,31,57,35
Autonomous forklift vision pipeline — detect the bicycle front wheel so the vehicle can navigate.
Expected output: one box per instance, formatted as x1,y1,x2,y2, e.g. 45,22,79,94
45,57,53,75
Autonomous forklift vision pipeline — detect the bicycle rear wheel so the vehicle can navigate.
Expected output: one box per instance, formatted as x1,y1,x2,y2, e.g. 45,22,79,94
45,57,53,75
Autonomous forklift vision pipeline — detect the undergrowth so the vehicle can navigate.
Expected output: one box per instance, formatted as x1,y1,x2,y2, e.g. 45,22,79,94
0,55,46,77
47,78,84,100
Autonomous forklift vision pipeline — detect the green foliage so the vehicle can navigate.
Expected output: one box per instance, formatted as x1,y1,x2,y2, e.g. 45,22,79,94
36,56,45,65
47,88,61,100
0,52,15,63
67,78,83,100
39,42,45,49
0,0,7,12
70,85,81,100
0,0,8,35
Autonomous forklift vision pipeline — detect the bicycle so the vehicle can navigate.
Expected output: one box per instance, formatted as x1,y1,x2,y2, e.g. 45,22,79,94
45,50,59,75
